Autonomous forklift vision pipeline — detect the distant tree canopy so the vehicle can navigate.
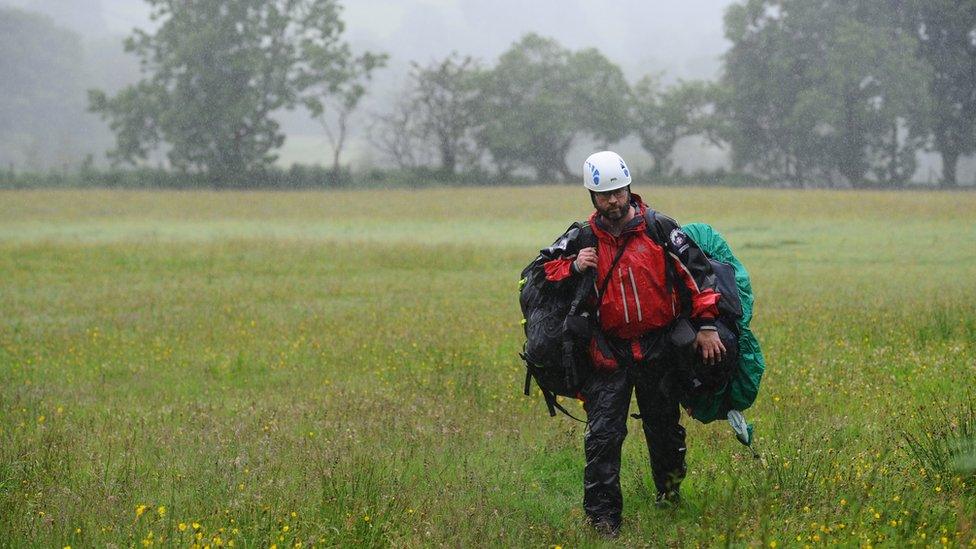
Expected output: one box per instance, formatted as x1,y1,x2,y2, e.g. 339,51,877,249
369,53,482,176
89,0,384,185
721,0,933,186
477,34,630,182
365,3,976,187
410,54,482,176
6,1,976,187
0,8,87,169
897,0,976,186
632,77,722,177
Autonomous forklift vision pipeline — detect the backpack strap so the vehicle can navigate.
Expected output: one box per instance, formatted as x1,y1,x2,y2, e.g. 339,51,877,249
644,210,692,318
562,221,599,390
544,388,586,422
595,234,632,306
520,354,586,423
567,222,598,316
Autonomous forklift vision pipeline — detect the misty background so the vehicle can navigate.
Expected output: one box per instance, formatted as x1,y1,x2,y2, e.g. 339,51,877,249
2,0,974,185
0,0,736,174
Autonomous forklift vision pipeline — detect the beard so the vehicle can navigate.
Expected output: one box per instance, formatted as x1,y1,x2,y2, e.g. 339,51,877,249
598,201,630,221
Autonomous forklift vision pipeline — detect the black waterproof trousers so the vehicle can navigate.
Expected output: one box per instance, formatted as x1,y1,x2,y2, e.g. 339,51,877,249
580,363,686,525
579,322,738,526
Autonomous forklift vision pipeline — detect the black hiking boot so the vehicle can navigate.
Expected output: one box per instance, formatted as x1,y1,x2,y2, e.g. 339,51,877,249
591,517,621,539
654,488,681,509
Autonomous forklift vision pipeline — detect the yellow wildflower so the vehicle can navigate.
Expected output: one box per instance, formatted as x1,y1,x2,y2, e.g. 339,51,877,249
179,523,188,532
136,505,148,518
157,506,166,518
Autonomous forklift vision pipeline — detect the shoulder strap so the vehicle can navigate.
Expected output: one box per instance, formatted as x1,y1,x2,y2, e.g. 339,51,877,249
567,222,597,316
642,209,664,244
644,209,692,317
596,236,631,306
578,221,595,247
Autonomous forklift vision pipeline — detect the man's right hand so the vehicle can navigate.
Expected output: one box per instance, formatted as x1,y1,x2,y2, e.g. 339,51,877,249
574,247,598,272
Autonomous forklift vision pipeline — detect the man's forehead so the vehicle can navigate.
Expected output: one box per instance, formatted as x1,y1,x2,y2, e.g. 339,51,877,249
594,187,629,196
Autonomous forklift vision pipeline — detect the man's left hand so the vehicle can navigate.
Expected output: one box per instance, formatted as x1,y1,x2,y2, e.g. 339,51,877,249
695,329,726,366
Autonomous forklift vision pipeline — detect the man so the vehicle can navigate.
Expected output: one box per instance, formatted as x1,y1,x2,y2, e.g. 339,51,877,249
539,150,731,537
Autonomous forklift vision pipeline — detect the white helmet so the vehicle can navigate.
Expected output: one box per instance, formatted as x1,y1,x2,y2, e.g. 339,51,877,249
582,150,632,192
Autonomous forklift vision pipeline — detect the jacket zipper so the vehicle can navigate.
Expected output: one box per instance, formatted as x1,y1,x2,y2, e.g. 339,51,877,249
618,267,630,323
628,266,643,322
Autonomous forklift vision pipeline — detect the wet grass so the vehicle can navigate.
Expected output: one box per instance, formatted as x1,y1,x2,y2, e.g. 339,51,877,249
0,186,975,547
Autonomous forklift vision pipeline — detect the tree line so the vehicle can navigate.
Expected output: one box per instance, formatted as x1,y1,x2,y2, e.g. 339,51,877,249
3,0,976,188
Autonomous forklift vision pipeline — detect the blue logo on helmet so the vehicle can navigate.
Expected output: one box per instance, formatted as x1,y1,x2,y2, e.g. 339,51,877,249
588,162,600,185
620,159,630,178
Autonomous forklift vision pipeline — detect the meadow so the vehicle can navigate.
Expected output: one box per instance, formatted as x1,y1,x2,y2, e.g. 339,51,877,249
0,186,974,548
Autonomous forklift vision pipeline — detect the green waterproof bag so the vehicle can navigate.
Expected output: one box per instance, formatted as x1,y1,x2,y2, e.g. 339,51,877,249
680,223,766,424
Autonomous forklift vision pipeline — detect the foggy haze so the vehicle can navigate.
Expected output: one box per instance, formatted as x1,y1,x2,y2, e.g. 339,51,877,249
8,0,733,80
1,0,735,172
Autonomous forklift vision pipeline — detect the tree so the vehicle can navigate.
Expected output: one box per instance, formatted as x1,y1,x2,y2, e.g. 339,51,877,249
89,0,382,185
633,76,722,177
897,0,976,186
477,34,630,182
721,0,931,186
721,0,821,183
0,8,87,170
813,17,931,185
303,47,386,183
408,54,482,176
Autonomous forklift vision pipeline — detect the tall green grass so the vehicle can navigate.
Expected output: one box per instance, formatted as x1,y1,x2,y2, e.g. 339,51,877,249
0,187,974,547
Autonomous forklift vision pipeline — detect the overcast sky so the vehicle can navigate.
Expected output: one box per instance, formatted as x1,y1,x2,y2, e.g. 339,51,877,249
6,0,736,82
345,0,735,82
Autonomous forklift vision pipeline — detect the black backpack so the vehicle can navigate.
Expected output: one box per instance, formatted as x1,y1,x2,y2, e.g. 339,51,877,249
518,222,596,420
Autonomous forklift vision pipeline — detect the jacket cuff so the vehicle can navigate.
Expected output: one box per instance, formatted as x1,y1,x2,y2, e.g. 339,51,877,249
543,257,576,282
694,317,718,331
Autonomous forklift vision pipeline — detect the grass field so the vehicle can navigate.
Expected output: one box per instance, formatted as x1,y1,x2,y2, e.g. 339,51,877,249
1,186,975,548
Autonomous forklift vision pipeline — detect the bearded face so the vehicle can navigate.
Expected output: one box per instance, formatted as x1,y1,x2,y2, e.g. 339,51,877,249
592,187,631,220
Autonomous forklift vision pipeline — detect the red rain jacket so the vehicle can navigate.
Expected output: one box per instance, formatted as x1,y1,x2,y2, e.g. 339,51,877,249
543,195,720,347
